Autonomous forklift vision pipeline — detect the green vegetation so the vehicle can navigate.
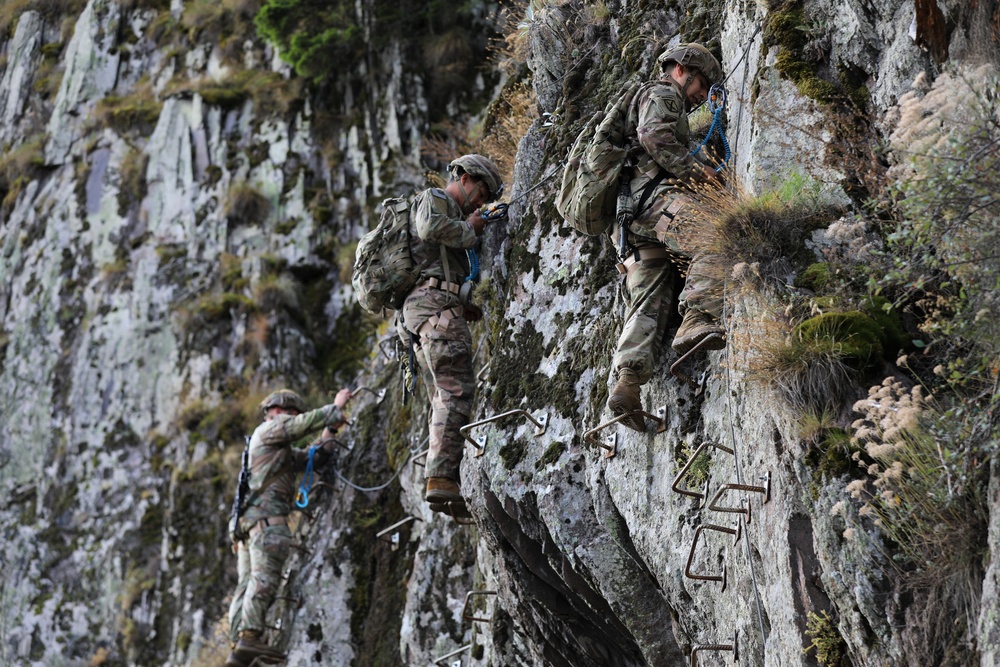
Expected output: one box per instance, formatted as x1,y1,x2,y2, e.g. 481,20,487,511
0,134,46,214
803,610,847,666
224,182,272,226
93,84,163,135
254,0,364,83
118,148,150,216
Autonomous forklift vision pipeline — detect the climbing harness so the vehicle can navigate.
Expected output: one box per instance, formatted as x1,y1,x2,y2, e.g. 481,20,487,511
294,445,319,509
690,83,731,172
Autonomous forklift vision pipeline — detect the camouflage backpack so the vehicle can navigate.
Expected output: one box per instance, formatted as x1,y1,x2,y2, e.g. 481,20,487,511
556,81,643,236
352,197,427,315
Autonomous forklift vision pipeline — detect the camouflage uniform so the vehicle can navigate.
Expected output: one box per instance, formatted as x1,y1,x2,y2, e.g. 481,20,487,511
611,78,723,381
228,403,343,641
397,188,478,482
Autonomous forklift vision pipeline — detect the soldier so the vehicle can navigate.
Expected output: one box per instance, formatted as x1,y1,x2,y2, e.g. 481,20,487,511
607,43,727,430
224,387,352,667
398,154,503,519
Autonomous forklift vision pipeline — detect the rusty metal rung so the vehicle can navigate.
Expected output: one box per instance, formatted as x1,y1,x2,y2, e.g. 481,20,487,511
462,590,498,624
476,363,490,389
350,385,387,405
582,406,668,458
376,516,420,550
671,441,731,504
690,632,739,666
446,501,475,526
410,447,429,468
708,471,771,525
377,336,397,360
684,522,741,592
434,644,472,666
460,409,548,458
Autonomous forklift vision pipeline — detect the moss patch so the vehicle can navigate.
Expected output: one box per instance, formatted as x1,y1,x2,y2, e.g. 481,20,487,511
499,438,528,470
794,311,884,373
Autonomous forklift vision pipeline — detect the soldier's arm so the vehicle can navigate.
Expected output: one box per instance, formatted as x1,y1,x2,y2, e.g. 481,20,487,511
258,403,346,448
635,85,703,183
413,189,478,249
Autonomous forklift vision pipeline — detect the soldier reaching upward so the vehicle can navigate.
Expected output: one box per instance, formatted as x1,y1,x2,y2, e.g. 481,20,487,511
224,387,352,667
398,154,504,520
607,43,729,430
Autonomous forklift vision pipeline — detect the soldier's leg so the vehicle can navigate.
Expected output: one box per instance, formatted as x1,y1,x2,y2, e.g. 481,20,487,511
240,525,292,636
227,541,251,642
673,253,726,355
419,322,475,483
612,258,676,383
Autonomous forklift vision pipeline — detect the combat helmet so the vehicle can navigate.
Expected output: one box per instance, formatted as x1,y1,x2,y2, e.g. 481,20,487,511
657,43,724,87
260,389,307,414
448,154,504,201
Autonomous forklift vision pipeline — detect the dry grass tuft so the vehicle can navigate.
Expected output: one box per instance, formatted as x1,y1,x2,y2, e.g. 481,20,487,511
676,173,845,290
224,183,271,226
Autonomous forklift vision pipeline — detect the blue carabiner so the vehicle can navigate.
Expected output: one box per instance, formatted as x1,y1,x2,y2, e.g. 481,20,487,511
296,445,319,509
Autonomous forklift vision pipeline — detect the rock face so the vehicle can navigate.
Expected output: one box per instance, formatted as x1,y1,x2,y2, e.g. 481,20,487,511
0,0,996,666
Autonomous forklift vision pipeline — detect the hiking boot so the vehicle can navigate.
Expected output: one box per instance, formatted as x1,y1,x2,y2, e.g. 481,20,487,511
671,309,726,356
607,368,646,432
426,477,463,504
232,632,285,665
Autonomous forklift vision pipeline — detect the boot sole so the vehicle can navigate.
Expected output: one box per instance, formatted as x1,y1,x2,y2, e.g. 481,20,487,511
426,489,464,504
671,329,726,356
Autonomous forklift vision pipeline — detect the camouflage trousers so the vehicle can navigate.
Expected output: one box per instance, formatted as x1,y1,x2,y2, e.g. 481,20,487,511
612,249,723,383
400,286,474,482
228,524,292,641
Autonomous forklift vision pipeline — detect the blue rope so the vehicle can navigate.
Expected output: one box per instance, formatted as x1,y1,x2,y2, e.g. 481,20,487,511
691,84,731,172
295,445,319,508
466,248,480,282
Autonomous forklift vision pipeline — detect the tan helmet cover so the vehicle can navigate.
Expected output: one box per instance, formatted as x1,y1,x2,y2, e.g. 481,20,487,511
448,154,504,200
260,389,307,414
657,43,724,87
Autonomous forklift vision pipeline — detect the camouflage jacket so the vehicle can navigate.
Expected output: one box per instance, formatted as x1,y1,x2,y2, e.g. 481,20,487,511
619,78,709,246
409,187,478,284
237,403,344,531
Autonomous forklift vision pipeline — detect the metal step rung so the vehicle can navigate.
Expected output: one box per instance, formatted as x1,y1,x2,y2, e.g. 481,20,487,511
582,406,667,458
671,441,734,505
349,385,388,405
460,409,548,458
708,471,771,524
434,644,472,666
684,522,742,592
690,632,739,666
462,590,498,624
375,516,420,551
410,448,429,468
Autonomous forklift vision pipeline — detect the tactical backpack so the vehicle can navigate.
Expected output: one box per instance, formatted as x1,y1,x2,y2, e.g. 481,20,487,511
352,197,427,315
556,81,644,236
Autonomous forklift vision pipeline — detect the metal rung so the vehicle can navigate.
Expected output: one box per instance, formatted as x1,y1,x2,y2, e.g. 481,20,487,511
684,522,741,592
690,632,739,666
350,385,387,404
376,516,420,551
476,363,490,389
460,409,548,458
462,590,497,624
445,501,475,526
671,441,734,506
434,644,472,666
582,406,668,458
378,336,397,360
411,448,429,468
708,471,771,524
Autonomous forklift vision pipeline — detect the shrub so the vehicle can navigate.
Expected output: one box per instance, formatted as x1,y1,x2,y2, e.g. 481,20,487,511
677,174,845,291
224,183,271,226
92,82,163,135
118,148,150,215
254,0,364,83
